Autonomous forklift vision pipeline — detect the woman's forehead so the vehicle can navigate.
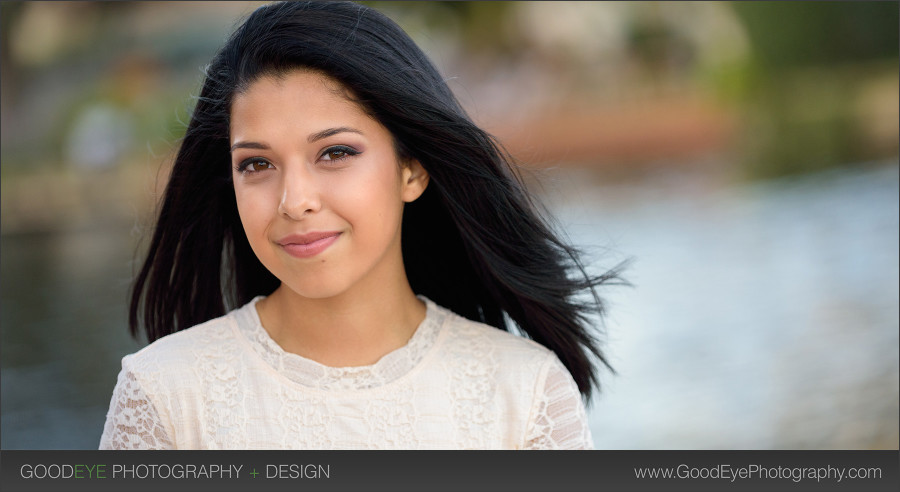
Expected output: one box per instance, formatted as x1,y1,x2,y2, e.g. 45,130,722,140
232,72,362,121
237,68,356,101
229,70,385,144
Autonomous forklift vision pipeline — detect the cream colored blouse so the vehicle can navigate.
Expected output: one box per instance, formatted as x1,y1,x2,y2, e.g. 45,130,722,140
99,296,593,449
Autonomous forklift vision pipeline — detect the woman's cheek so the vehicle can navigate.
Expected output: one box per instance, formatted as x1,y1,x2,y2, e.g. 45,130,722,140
236,186,274,236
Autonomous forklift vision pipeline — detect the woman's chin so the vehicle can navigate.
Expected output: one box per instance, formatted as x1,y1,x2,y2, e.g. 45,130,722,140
278,279,353,301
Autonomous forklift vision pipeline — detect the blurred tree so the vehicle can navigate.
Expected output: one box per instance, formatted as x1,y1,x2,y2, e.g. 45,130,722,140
727,1,899,179
0,2,25,106
362,1,517,54
1,1,30,161
732,1,898,68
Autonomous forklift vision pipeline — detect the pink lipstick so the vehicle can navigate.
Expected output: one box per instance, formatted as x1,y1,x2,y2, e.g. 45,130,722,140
277,231,341,258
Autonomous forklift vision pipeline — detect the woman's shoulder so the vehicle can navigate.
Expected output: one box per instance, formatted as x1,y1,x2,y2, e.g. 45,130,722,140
434,303,556,368
122,308,241,375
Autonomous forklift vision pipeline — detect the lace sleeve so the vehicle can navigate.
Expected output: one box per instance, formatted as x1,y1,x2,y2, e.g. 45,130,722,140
523,354,594,449
99,365,175,449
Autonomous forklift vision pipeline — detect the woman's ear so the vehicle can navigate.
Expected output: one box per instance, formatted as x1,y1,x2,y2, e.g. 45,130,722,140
400,160,429,203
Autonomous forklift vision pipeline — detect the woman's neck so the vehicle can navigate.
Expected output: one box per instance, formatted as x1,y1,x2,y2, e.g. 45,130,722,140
254,280,426,368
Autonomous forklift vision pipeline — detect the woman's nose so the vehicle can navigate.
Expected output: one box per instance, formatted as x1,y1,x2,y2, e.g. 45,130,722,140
277,167,321,220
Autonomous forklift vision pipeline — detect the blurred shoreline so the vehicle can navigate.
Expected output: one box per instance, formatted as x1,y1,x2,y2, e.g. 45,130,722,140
0,156,170,236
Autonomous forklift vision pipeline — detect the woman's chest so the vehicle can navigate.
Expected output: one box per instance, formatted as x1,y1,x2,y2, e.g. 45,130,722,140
173,357,528,449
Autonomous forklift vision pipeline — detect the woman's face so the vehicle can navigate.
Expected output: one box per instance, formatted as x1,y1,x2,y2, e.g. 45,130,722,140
230,70,428,300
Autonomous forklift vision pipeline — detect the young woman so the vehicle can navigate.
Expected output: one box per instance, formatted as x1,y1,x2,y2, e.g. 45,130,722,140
100,0,623,450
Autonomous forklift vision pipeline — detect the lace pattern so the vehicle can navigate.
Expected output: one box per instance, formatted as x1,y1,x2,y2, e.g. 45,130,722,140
99,369,174,449
523,355,594,449
275,384,337,449
362,383,418,449
196,321,244,449
444,317,497,449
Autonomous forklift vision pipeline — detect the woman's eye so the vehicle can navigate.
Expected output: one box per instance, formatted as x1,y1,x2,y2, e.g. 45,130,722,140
250,161,272,172
238,159,273,174
321,146,359,162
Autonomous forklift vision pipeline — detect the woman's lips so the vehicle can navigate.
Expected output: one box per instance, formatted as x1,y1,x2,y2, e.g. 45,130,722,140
277,232,341,258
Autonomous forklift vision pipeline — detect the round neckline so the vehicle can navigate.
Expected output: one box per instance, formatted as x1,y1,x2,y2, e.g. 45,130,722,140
231,295,447,391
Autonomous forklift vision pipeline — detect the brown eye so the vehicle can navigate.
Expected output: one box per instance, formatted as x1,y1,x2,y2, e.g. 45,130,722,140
320,146,359,162
237,158,273,174
251,161,272,172
323,149,347,161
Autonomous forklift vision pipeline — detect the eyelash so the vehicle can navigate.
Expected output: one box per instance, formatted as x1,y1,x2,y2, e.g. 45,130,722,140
234,145,361,174
235,158,272,174
320,145,360,162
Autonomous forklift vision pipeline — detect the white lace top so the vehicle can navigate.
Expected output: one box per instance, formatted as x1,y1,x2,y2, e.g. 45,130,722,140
99,296,593,449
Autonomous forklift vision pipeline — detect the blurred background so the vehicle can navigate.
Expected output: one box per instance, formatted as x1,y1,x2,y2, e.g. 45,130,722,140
1,1,897,449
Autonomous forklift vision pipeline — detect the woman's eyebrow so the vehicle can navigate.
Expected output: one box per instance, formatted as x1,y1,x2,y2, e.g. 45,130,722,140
230,141,269,152
308,127,363,143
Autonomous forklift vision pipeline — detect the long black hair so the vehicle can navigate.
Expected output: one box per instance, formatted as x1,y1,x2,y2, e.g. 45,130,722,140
130,0,625,401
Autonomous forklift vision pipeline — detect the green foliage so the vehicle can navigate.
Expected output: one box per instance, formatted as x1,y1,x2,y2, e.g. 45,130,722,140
361,1,517,54
726,1,899,180
731,1,898,69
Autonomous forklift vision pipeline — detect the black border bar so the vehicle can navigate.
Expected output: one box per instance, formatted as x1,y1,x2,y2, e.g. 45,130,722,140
1,450,897,492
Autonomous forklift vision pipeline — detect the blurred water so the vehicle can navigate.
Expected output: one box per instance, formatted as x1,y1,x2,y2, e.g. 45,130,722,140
1,225,143,449
1,162,897,449
542,162,899,449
